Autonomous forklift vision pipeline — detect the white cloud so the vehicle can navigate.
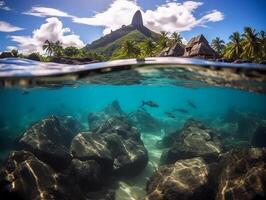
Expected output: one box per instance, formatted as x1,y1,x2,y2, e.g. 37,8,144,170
72,0,141,35
73,0,224,34
11,17,84,54
23,6,72,18
0,21,23,32
6,46,17,51
0,1,11,11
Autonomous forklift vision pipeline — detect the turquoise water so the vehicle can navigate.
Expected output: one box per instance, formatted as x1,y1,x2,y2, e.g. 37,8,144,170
1,84,266,153
1,85,266,135
1,82,266,200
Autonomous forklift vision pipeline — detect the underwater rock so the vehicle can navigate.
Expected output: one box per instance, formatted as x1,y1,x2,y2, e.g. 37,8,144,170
88,100,125,131
145,157,217,200
71,116,148,177
161,119,223,164
18,116,73,171
0,150,61,200
61,115,85,135
156,131,178,149
216,148,266,200
95,116,141,141
70,132,148,177
224,108,265,141
129,108,161,133
222,138,250,151
0,150,87,200
251,126,266,147
68,158,105,192
70,132,114,174
105,133,148,177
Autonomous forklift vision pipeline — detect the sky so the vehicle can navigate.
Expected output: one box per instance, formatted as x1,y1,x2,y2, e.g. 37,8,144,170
0,0,265,54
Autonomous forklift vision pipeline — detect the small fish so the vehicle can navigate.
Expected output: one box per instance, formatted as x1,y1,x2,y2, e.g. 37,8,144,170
22,90,29,95
173,108,189,114
141,100,159,108
187,100,197,109
165,112,176,119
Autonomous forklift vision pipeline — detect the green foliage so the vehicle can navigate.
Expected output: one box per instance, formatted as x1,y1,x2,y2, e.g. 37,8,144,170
63,46,80,57
224,32,243,60
170,32,183,46
27,52,40,61
211,37,225,56
42,40,54,56
223,27,265,62
85,25,159,60
112,40,141,60
11,49,18,57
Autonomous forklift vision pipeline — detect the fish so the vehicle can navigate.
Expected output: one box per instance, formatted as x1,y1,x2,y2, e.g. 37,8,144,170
165,112,176,119
141,100,159,108
187,100,197,109
173,108,189,114
22,90,29,95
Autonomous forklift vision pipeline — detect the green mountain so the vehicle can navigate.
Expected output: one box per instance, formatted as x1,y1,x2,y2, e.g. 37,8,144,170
85,10,159,59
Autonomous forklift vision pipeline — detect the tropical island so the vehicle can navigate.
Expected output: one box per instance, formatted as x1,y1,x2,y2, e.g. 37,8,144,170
1,10,265,64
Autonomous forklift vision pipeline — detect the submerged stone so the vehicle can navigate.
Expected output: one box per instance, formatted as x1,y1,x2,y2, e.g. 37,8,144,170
72,115,148,177
0,150,88,200
129,108,161,133
68,159,105,192
18,116,73,171
216,148,266,200
0,151,62,200
70,132,114,174
88,100,125,131
161,119,223,164
145,157,217,200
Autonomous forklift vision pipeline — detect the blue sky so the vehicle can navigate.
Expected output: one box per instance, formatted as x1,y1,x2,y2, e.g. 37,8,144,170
0,0,265,53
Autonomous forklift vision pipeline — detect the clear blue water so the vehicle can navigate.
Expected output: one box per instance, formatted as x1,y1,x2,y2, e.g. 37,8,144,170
0,60,266,200
1,85,266,138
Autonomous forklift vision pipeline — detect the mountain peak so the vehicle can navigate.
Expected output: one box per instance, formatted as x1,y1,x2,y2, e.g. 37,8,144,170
131,10,143,27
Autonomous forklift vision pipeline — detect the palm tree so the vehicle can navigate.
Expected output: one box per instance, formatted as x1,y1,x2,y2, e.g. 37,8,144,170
258,30,266,59
42,40,54,56
241,27,260,61
121,41,140,58
171,32,183,45
224,32,243,60
211,37,225,56
53,41,63,57
142,39,156,57
158,31,169,50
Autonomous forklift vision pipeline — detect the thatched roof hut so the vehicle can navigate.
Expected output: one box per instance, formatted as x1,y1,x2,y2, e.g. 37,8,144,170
158,42,185,57
183,34,218,58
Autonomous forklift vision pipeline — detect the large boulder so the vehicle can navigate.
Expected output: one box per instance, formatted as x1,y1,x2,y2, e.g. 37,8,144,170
129,108,161,133
70,132,113,174
161,119,223,164
61,115,85,135
224,108,266,141
216,148,266,200
0,150,87,200
71,116,148,177
88,100,125,131
145,157,217,200
68,159,105,192
18,116,73,170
